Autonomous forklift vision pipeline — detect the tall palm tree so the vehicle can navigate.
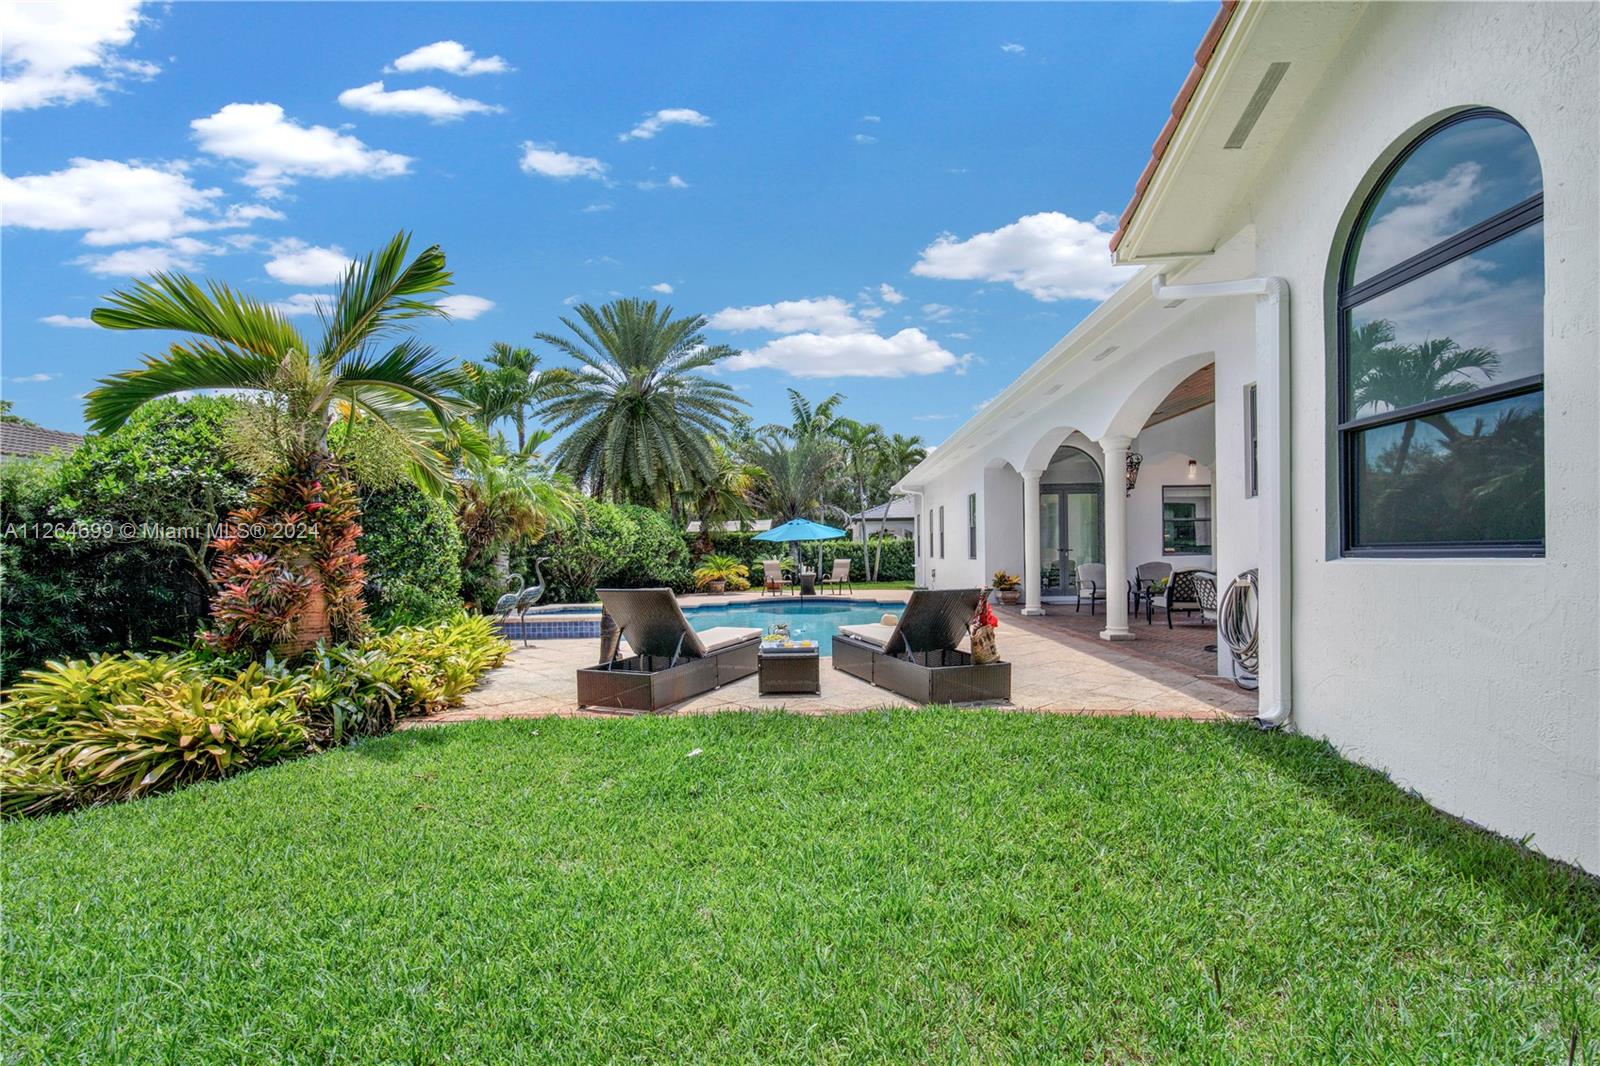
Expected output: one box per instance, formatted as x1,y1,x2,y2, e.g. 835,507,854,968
683,439,765,555
746,428,834,523
485,342,575,451
85,231,466,493
454,360,523,437
871,432,927,579
535,298,747,505
830,417,883,573
779,388,844,442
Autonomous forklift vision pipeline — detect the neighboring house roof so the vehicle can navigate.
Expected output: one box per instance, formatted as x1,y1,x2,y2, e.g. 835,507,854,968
1110,0,1239,254
850,499,918,522
686,519,774,533
0,422,84,458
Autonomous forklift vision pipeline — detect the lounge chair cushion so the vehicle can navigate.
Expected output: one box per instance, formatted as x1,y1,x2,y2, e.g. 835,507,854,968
696,626,762,653
838,622,896,648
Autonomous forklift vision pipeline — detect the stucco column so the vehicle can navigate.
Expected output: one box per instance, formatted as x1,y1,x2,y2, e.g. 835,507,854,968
1021,469,1045,616
1097,435,1134,641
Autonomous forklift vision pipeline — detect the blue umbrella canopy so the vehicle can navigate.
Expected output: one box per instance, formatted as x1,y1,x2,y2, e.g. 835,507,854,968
753,518,848,542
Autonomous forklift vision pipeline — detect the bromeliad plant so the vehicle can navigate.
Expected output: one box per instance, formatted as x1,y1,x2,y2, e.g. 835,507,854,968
82,231,470,655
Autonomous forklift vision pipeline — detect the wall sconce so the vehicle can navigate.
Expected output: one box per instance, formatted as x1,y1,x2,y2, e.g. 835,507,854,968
1124,453,1143,496
1187,459,1198,480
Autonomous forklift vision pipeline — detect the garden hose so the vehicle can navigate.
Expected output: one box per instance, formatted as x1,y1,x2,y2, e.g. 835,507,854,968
1218,569,1260,690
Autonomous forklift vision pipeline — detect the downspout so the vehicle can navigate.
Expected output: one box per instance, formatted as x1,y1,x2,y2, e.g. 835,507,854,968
1150,273,1291,728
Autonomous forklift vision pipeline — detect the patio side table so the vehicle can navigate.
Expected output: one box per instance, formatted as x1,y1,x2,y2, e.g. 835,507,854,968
759,646,821,695
798,572,817,596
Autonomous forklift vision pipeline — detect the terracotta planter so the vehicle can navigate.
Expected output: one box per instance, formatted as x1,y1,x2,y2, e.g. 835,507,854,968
998,588,1020,606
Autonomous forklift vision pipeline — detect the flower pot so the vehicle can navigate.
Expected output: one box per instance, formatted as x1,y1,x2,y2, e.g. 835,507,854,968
707,580,727,595
998,588,1020,606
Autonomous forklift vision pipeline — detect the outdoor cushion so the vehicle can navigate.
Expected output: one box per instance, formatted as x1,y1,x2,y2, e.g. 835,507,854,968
696,626,762,653
838,622,896,647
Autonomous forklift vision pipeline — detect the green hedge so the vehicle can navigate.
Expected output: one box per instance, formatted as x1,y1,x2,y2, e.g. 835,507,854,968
358,484,465,627
526,500,693,604
685,531,915,582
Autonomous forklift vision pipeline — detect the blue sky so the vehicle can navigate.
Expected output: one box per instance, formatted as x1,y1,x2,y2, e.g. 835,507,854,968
1,1,1216,443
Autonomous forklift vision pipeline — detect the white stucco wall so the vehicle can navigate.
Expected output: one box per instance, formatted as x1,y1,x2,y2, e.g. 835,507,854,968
1233,1,1599,870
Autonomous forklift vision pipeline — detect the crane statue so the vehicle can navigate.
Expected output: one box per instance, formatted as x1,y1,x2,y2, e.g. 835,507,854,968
492,573,524,638
512,557,550,646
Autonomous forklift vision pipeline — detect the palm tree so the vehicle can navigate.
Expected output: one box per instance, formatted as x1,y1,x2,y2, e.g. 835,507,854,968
83,232,468,652
830,417,882,573
454,360,523,437
534,299,747,505
484,342,575,451
746,429,834,523
1350,322,1500,475
457,450,577,572
85,231,466,493
778,388,844,442
871,432,927,580
683,440,764,555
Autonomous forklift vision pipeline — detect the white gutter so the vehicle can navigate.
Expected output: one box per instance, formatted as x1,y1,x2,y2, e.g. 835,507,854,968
1151,273,1291,728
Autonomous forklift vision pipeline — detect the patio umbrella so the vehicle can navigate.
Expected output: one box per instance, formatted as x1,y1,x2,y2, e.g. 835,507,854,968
753,517,848,578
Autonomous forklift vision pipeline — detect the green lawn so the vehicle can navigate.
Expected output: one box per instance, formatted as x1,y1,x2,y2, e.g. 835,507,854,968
5,711,1596,1064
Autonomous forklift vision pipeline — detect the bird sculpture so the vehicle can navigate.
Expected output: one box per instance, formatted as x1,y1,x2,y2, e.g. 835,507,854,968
492,574,524,625
512,557,550,646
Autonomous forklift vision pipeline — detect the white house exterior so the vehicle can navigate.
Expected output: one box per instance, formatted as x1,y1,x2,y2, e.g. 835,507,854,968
848,499,918,543
896,1,1598,872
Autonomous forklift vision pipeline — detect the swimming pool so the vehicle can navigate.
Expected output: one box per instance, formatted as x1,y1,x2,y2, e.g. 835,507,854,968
684,599,902,655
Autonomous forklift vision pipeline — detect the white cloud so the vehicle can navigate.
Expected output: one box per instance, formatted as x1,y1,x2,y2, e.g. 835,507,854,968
878,283,905,304
862,114,881,123
0,158,242,246
726,328,967,379
636,174,689,191
74,237,219,276
270,293,333,317
191,102,411,196
922,303,955,321
914,413,958,421
1001,42,1026,55
581,202,613,213
853,133,877,145
650,282,673,294
387,40,510,76
518,141,606,181
435,294,494,319
561,294,579,306
619,108,712,142
708,297,865,336
0,0,156,111
39,314,97,328
7,372,58,383
337,81,501,122
264,240,352,285
858,305,885,321
911,211,1135,302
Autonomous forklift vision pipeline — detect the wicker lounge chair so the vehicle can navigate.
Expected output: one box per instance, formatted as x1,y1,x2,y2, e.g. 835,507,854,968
1163,569,1217,628
832,588,1011,704
818,557,853,595
760,560,786,596
576,588,761,711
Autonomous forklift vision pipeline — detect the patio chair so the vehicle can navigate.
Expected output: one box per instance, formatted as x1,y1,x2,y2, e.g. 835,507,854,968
760,560,786,596
818,557,853,595
1131,561,1173,623
832,588,1011,704
1075,563,1108,615
1163,569,1217,629
576,588,761,711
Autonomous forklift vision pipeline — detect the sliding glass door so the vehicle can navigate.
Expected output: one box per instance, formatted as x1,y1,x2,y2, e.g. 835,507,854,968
1040,483,1103,595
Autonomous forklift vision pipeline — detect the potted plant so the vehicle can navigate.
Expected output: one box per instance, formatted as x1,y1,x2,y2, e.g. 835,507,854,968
992,570,1022,605
694,554,751,595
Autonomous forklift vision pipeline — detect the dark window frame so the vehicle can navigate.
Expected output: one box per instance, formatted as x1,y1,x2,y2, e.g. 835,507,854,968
1160,483,1213,556
1336,108,1545,559
967,493,977,559
938,505,945,559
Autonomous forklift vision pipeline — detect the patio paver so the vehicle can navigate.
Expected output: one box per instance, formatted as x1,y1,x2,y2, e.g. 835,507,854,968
408,590,1258,726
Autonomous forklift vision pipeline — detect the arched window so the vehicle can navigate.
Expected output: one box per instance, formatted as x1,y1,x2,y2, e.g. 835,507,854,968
1338,109,1543,556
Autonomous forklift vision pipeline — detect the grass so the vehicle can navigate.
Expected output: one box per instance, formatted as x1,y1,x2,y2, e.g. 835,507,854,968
5,710,1597,1064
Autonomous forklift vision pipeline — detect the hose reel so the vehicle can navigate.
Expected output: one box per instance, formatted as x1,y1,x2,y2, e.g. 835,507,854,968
1218,568,1260,690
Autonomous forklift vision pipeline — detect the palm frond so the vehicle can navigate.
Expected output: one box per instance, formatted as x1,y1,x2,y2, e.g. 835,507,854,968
83,343,281,433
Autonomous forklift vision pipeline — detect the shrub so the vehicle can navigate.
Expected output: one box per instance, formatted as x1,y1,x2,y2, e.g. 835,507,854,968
529,500,693,603
358,484,465,627
693,554,750,591
0,615,510,816
1,397,253,684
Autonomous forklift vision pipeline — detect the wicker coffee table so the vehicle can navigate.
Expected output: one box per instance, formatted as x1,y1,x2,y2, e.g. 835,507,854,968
758,645,820,695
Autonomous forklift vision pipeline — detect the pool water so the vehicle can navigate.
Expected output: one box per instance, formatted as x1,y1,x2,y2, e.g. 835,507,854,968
685,599,902,655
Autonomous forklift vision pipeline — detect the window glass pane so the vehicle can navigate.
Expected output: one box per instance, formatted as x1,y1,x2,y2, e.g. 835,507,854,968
1345,222,1542,419
1349,115,1540,285
1161,486,1212,554
1350,391,1543,547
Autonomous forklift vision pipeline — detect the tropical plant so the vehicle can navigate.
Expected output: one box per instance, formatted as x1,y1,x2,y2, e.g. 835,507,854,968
358,482,465,627
745,428,835,523
534,299,747,505
831,417,883,574
779,388,844,442
484,342,575,452
992,570,1021,591
81,231,470,654
684,439,764,554
692,553,750,592
528,498,693,603
871,432,927,579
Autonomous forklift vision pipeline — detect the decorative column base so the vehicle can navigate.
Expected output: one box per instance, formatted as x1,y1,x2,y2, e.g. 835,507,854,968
1099,626,1134,642
1021,606,1046,617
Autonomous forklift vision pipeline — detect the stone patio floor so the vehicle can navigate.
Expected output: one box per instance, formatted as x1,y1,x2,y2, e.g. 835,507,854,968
408,590,1258,726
